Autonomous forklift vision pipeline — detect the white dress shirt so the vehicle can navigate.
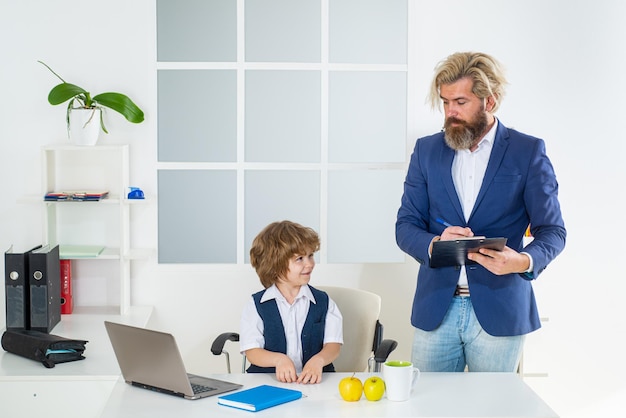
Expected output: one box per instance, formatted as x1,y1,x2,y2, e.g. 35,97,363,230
239,284,343,373
451,119,533,285
451,120,497,286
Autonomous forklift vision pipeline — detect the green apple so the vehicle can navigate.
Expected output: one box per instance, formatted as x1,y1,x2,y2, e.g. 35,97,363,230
338,375,363,402
363,376,385,401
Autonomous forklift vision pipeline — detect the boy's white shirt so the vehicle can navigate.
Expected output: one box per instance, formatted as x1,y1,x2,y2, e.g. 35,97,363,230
239,284,343,373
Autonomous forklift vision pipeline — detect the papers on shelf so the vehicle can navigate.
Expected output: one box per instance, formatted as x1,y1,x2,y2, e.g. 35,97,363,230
59,245,105,258
44,191,109,201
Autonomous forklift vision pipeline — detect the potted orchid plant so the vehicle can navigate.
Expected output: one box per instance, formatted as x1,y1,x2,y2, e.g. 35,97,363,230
39,60,144,145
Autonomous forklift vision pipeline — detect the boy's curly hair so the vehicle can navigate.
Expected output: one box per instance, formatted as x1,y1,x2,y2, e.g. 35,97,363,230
249,220,320,288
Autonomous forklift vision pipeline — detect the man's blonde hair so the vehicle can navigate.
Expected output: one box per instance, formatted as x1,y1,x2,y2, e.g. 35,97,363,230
429,52,508,113
249,220,320,288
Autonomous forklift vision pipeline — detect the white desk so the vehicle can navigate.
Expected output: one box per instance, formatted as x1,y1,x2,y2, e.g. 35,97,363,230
101,372,558,418
0,306,152,418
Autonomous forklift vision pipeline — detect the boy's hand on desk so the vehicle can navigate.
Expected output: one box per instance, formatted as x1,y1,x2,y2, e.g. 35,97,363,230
298,356,324,384
274,355,298,383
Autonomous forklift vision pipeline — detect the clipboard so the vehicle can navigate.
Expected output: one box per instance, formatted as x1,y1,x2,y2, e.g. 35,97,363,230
430,237,507,268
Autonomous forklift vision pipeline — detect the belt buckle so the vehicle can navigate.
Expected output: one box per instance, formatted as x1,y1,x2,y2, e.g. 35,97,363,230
455,286,470,297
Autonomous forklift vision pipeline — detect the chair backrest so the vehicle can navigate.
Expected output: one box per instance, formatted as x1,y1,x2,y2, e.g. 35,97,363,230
316,286,381,372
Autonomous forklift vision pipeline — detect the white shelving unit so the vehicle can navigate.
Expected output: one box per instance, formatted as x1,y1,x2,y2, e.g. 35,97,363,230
4,145,153,415
36,144,151,315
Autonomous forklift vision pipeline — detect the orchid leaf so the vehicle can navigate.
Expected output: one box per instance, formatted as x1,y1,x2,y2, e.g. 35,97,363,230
48,83,88,106
93,92,144,124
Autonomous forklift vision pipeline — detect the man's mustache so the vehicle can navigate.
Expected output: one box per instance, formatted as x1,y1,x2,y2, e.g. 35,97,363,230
445,117,467,128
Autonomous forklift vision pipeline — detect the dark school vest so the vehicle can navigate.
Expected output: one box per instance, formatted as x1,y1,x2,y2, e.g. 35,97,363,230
246,286,335,373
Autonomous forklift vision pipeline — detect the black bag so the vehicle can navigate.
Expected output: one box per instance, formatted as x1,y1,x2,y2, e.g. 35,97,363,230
1,329,88,368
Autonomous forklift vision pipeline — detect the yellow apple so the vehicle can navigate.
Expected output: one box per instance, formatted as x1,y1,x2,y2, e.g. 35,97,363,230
338,375,363,402
363,376,385,401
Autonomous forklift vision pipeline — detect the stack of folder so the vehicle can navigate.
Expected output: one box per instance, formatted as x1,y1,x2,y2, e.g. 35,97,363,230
4,245,61,332
44,191,109,201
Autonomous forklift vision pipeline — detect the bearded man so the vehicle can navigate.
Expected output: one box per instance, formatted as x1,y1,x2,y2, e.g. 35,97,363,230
395,52,566,372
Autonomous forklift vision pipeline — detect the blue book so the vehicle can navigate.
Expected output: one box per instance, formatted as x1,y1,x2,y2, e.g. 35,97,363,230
217,384,302,412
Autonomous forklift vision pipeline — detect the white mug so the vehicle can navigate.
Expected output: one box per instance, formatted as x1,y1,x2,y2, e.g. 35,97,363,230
383,360,421,402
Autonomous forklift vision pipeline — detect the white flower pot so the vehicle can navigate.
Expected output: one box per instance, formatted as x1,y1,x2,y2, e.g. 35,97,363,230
69,107,101,146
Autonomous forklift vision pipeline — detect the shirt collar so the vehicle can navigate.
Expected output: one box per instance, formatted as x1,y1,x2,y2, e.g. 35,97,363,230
260,284,316,304
475,118,498,150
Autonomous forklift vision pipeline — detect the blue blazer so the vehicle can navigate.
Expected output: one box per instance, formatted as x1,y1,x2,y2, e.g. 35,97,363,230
396,121,566,336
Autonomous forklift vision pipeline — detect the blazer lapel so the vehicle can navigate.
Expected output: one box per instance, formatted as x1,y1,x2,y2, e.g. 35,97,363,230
439,143,465,222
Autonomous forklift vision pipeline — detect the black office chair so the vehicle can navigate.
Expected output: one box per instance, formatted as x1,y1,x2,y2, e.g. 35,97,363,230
211,286,397,373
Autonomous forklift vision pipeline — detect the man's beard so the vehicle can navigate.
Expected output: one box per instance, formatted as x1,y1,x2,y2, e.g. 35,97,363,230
443,110,489,151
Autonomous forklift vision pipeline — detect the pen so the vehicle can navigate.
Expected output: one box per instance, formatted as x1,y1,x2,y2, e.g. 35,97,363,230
436,218,453,228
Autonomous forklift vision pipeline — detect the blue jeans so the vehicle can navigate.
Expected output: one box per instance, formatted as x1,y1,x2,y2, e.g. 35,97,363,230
411,296,525,372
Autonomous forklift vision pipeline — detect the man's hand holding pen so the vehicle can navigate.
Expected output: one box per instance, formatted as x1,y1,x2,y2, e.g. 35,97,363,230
435,218,475,240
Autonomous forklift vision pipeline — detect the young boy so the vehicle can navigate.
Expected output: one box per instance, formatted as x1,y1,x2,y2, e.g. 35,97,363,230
239,220,343,384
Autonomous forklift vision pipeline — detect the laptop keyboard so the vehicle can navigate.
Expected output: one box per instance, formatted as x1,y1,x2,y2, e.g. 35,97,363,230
192,383,217,394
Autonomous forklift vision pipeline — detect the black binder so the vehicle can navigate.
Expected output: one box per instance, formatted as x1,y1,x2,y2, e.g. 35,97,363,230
28,245,61,333
4,245,41,330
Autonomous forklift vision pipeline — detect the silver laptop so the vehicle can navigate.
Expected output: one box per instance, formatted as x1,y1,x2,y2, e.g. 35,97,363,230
104,321,242,400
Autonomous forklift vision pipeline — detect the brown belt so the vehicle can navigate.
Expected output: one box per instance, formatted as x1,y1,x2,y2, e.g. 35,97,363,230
454,285,470,297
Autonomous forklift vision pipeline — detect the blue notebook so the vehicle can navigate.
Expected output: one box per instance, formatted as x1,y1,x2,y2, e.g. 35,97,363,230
217,384,302,412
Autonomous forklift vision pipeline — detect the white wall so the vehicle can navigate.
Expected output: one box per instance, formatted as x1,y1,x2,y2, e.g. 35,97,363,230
410,2,625,417
416,0,626,417
1,1,624,417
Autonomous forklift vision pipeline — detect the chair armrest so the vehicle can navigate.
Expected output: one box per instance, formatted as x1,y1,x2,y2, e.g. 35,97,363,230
372,320,384,352
374,338,398,363
210,332,239,355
